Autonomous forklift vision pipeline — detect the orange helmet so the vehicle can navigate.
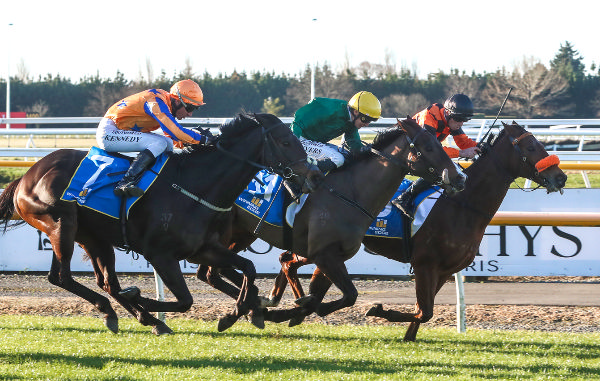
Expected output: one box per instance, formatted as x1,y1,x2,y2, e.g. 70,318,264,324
170,79,206,108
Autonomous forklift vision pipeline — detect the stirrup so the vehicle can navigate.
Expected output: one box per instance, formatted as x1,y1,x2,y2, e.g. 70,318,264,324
114,183,144,198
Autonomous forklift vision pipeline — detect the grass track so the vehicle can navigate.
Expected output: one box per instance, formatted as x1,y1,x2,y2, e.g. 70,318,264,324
0,316,599,380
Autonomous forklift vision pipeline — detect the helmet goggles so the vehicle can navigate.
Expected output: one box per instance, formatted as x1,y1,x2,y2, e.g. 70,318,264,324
359,114,378,123
175,88,201,113
450,114,471,123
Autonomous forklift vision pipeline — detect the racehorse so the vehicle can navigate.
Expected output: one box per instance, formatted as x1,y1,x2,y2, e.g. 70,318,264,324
196,117,468,330
266,121,567,341
0,112,323,335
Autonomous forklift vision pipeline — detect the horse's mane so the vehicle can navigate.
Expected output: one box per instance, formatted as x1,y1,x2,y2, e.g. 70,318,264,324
179,113,258,155
466,121,526,169
371,125,406,150
219,113,258,139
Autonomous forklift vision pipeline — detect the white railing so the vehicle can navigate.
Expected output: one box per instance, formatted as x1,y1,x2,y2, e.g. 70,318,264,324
1,117,600,163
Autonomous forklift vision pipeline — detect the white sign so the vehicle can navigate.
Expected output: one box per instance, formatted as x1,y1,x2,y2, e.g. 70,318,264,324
0,189,598,276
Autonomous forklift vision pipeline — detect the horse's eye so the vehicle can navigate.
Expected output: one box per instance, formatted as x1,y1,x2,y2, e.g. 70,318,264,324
282,141,290,147
527,146,536,152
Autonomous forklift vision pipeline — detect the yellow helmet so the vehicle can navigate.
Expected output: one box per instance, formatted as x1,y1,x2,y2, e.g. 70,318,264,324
170,79,206,107
348,91,381,119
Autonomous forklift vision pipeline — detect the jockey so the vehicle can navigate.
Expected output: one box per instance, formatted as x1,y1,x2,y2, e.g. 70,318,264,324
291,91,381,173
391,93,481,218
96,79,215,198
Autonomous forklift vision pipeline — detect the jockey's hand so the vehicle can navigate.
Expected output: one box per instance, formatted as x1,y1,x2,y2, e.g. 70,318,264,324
459,146,481,159
200,134,217,145
360,143,372,154
352,143,372,159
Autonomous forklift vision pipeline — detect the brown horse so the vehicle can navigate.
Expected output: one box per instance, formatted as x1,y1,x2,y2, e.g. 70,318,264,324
197,117,468,329
267,121,567,340
0,113,323,335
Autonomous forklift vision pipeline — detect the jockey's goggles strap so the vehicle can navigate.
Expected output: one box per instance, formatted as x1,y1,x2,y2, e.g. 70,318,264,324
171,184,232,212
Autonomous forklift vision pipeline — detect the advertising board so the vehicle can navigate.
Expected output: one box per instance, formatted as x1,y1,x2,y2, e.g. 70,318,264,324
0,189,598,276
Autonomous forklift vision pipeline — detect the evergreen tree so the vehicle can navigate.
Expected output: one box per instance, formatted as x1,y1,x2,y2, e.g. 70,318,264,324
550,41,585,84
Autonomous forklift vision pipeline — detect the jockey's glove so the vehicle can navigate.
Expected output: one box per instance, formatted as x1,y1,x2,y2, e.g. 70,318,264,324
359,143,372,154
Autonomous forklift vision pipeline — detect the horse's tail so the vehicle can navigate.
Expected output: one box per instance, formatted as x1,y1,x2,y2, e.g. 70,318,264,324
0,179,25,233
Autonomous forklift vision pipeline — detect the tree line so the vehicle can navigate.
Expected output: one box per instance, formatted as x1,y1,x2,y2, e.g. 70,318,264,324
1,42,599,124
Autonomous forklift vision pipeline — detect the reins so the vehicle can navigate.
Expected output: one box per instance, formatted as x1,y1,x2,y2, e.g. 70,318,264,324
171,119,307,212
444,128,550,220
323,124,433,221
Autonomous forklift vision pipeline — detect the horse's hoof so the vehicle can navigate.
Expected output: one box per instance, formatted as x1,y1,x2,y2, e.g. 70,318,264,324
104,316,119,333
288,315,305,327
251,309,265,329
259,296,277,308
152,322,173,335
365,303,383,317
295,295,314,307
119,286,141,300
217,314,238,332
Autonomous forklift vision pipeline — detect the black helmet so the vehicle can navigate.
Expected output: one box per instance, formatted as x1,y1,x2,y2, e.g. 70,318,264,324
444,94,474,121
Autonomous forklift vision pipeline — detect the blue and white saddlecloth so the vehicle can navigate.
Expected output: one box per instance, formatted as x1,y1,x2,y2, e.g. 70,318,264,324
235,170,289,227
366,179,442,239
60,146,169,219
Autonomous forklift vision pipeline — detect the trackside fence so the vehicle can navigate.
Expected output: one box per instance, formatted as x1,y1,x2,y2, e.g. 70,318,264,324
1,117,600,330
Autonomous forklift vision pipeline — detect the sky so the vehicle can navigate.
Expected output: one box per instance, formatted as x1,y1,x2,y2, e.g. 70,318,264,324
1,0,598,82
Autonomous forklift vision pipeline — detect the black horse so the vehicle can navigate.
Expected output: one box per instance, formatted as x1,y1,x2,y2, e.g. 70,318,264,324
197,118,468,329
267,121,568,340
0,113,323,334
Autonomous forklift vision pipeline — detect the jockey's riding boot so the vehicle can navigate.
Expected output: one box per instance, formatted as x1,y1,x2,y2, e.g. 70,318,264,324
316,158,337,173
391,178,431,220
114,149,156,198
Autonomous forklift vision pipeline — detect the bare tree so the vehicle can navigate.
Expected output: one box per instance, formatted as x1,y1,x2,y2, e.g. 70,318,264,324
26,101,49,117
380,93,428,118
481,58,572,118
16,59,31,83
181,57,194,78
83,85,128,117
284,64,354,112
444,72,485,109
146,57,154,84
383,48,396,78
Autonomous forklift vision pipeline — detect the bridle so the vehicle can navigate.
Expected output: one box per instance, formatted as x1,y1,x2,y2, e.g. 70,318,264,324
172,117,309,212
370,125,448,186
326,124,446,220
215,119,307,180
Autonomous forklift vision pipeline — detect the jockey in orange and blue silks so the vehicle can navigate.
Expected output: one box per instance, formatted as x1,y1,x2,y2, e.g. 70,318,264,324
96,79,214,198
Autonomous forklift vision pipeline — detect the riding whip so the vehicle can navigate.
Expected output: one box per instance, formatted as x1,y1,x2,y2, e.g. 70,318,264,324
479,87,512,144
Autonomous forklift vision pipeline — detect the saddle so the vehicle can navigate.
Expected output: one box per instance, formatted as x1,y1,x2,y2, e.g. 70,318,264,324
60,146,170,219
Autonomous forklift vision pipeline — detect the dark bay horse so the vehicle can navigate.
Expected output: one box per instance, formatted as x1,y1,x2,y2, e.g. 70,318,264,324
0,113,323,335
268,121,567,341
197,118,468,329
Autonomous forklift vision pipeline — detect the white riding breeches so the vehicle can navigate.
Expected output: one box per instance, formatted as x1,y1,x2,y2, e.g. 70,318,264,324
96,118,174,158
299,137,345,168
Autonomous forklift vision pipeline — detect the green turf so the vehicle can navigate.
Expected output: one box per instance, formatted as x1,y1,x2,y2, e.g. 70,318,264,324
0,316,598,380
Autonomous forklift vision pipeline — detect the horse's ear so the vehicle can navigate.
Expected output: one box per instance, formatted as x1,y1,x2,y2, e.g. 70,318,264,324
501,121,508,127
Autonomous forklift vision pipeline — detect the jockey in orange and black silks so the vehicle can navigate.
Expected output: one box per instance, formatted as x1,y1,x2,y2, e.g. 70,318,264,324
413,98,478,159
392,94,480,218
